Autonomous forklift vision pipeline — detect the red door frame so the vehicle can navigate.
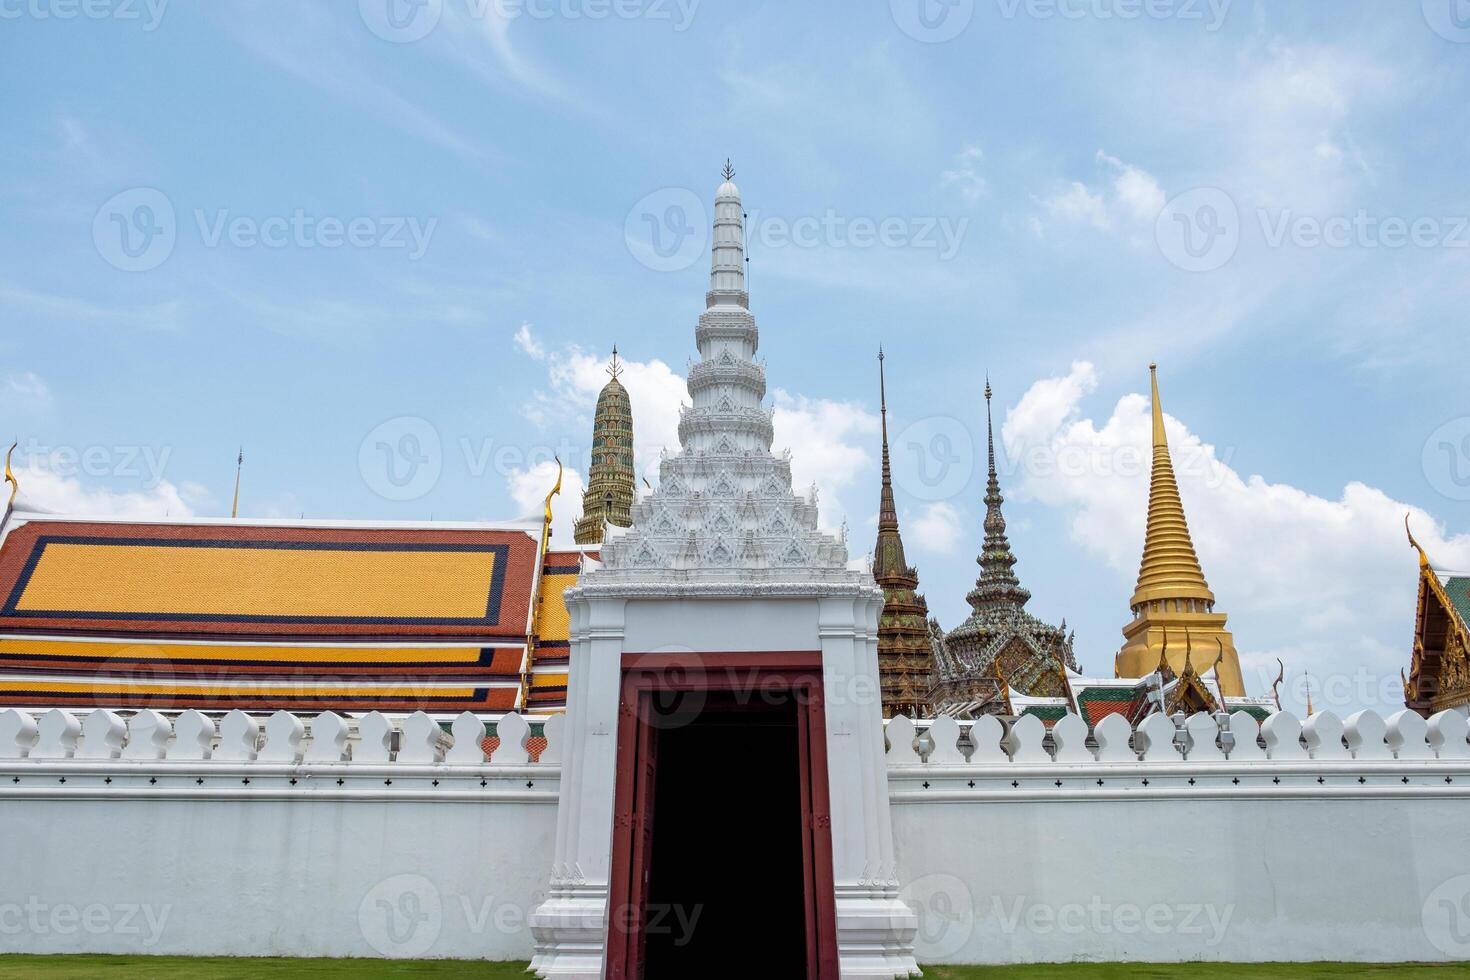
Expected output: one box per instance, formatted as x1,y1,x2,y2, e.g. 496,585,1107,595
604,651,840,980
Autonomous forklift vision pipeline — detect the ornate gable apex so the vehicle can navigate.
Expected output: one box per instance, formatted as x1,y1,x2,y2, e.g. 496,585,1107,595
1406,520,1470,716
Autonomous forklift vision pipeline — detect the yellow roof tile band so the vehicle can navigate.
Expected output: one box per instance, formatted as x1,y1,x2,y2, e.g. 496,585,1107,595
531,673,569,689
15,543,498,620
536,573,577,641
0,638,503,664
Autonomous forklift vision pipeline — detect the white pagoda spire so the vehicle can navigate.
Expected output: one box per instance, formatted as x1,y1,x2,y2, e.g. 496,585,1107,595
595,166,858,582
707,159,747,308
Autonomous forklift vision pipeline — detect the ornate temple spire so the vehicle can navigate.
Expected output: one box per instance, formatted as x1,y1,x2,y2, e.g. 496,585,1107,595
594,169,855,580
932,378,1077,717
1129,364,1214,611
969,377,1029,611
871,350,934,718
1115,364,1246,697
574,348,636,546
874,349,904,567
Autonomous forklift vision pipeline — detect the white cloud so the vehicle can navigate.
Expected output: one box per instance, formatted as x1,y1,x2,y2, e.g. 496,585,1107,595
940,146,988,204
1041,181,1111,231
908,501,964,555
10,463,205,519
1002,362,1470,711
1097,150,1166,224
514,326,686,483
506,458,587,549
514,323,545,360
1,372,53,412
771,390,880,533
1037,152,1166,235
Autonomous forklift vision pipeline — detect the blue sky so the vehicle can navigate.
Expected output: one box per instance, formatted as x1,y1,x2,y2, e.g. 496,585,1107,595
3,0,1469,714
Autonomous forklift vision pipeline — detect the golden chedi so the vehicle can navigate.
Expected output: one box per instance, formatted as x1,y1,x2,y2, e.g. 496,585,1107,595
1115,364,1246,697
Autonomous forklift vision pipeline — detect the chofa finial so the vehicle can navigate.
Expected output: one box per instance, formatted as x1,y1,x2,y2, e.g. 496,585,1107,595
4,440,17,508
722,159,736,182
1406,513,1430,570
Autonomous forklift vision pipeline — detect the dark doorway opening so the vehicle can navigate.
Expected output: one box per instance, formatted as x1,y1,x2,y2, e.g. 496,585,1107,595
605,652,839,980
641,694,807,977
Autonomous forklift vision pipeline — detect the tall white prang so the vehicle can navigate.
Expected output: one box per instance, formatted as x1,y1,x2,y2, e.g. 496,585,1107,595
529,172,918,979
596,173,856,582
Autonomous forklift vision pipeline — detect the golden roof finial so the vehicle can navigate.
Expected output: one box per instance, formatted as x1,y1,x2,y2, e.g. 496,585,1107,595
4,441,18,509
1271,659,1285,712
1402,668,1413,703
992,657,1011,704
1406,513,1431,570
1130,364,1215,610
1304,670,1315,717
1183,630,1195,675
230,448,243,520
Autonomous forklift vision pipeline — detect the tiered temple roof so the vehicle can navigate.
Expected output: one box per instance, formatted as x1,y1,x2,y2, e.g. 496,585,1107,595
0,513,589,718
1405,520,1470,716
873,350,936,718
931,380,1078,718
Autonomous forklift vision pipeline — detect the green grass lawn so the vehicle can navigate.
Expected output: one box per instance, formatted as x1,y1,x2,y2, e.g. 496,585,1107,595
2,960,1469,979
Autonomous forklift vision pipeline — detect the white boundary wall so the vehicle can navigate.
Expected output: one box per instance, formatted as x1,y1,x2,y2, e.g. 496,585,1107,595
0,708,561,961
887,710,1470,964
7,705,1470,965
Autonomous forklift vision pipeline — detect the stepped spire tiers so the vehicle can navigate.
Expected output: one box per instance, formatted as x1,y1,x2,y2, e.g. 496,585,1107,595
1115,364,1246,696
931,379,1078,716
874,350,936,719
574,348,636,546
594,170,859,583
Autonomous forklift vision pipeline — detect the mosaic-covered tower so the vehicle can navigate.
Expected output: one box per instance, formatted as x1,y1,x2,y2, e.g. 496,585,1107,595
932,379,1078,715
873,350,935,718
573,349,635,546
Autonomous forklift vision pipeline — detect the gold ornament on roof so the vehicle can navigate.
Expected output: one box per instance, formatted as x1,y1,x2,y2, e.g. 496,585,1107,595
3,441,17,508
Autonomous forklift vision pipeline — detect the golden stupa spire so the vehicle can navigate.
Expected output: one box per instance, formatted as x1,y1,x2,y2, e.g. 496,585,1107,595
1130,364,1215,610
1116,364,1246,698
230,448,243,519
